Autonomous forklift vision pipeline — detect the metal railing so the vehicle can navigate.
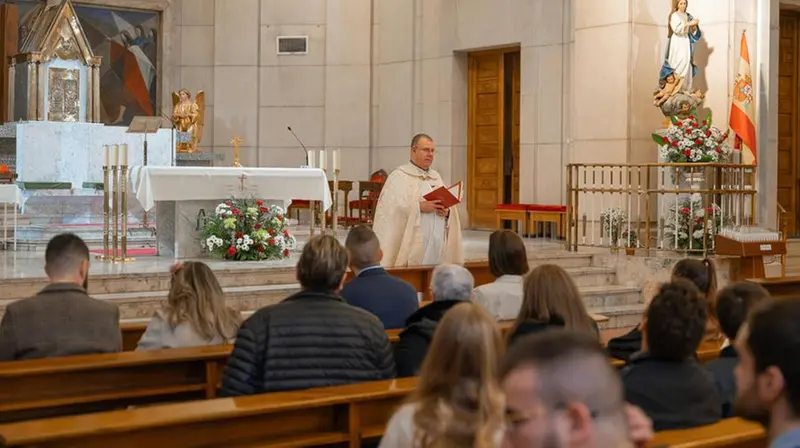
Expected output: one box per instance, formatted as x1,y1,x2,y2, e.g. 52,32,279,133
566,163,758,256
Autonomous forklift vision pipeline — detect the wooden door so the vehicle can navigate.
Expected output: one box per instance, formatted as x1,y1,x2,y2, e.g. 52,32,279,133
779,12,800,235
467,48,520,229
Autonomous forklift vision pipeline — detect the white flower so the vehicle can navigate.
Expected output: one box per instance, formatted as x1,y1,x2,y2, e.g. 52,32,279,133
693,230,704,239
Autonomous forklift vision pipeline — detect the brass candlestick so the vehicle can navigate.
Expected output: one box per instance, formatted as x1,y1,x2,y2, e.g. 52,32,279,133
95,164,111,260
117,164,134,262
332,168,340,237
309,200,316,237
111,163,119,262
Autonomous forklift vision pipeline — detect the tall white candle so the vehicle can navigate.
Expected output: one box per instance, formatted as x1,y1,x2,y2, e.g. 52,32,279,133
333,149,340,171
111,145,119,167
307,150,315,168
319,149,327,171
103,145,109,167
121,144,128,166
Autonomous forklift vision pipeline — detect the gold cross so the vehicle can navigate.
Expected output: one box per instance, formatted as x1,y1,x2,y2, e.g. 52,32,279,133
230,135,243,167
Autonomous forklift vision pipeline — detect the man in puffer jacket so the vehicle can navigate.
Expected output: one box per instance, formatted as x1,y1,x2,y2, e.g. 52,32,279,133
220,235,395,395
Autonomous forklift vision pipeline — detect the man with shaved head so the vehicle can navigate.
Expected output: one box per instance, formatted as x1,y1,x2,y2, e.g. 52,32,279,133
502,330,652,448
372,133,463,267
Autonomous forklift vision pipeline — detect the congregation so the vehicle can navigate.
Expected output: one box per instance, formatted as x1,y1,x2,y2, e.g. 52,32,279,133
0,229,799,447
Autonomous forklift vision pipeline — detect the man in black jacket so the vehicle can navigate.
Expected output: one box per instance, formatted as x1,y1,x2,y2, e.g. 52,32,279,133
394,264,474,377
220,235,395,396
621,280,721,431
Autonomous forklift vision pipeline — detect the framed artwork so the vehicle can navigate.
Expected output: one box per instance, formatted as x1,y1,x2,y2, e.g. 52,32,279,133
16,0,160,126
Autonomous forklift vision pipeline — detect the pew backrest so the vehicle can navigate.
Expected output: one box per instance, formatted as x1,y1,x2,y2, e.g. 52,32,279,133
649,418,766,447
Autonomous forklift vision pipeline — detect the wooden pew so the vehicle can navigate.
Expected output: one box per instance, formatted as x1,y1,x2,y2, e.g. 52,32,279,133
0,346,230,423
0,378,419,448
747,276,800,299
650,418,766,447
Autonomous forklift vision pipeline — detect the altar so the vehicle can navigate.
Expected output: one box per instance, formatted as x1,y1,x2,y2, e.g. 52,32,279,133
130,166,331,258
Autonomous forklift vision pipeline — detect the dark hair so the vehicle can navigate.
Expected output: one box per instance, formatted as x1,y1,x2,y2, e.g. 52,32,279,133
646,279,707,361
746,299,800,415
296,235,348,292
44,233,90,278
411,133,433,148
502,329,609,379
345,225,381,270
716,283,771,340
672,258,718,317
488,230,529,277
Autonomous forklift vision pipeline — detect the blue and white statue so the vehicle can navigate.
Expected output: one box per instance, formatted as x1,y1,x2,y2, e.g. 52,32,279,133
655,0,704,116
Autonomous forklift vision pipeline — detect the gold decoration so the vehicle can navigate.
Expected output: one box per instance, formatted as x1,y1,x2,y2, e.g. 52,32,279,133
172,89,205,153
230,135,243,167
47,67,79,122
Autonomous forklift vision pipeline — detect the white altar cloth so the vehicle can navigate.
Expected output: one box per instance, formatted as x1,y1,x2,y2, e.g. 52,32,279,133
130,166,332,212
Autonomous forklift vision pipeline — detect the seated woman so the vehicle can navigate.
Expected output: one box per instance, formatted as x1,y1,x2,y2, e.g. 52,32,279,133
137,261,241,350
506,264,598,347
473,230,529,320
380,302,505,447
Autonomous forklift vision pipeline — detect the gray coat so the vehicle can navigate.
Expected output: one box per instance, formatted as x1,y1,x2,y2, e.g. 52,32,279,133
0,283,121,361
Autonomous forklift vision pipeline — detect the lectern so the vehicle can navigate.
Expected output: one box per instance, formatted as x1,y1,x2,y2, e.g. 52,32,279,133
715,232,786,281
127,116,172,230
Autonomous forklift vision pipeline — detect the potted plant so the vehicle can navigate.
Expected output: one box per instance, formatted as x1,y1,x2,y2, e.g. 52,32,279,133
622,230,638,256
600,207,627,251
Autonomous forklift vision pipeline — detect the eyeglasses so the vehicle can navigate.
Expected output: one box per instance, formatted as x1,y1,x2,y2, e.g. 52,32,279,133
413,146,436,155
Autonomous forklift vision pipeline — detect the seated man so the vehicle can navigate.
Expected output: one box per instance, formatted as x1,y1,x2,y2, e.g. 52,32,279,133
394,264,473,377
502,330,653,448
341,225,418,329
220,235,395,396
706,282,771,417
735,300,800,446
621,280,721,431
0,233,121,361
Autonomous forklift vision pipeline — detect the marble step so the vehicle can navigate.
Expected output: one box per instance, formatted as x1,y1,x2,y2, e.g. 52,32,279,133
582,285,642,308
568,267,616,287
589,304,647,330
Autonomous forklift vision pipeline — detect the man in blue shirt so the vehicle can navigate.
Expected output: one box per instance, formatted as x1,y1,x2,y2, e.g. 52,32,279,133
341,225,418,329
735,300,800,448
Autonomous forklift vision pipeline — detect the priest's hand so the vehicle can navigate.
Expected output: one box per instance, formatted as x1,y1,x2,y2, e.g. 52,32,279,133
420,199,444,214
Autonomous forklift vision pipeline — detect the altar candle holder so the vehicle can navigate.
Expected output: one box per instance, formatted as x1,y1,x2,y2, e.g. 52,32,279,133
111,152,120,262
332,168,340,237
96,146,111,261
319,169,328,236
117,162,134,263
309,200,316,237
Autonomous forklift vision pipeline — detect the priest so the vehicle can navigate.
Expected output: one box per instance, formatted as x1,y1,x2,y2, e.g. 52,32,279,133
372,134,463,267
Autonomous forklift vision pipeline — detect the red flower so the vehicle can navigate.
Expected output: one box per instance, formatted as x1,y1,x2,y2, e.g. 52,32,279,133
676,122,682,128
225,201,231,206
685,129,692,135
283,249,290,257
256,200,264,206
227,246,236,256
254,224,262,230
692,122,699,128
232,209,240,215
715,146,721,153
689,115,694,120
268,238,276,246
268,228,275,236
259,207,268,213
694,139,703,145
696,218,704,224
235,232,243,239
661,136,669,144
671,140,678,147
707,207,714,213
683,150,692,156
283,229,290,237
257,246,265,253
277,215,284,221
681,207,690,214
705,130,712,137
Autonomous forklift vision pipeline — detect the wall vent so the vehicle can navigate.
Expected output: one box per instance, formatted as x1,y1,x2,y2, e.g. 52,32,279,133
276,36,308,54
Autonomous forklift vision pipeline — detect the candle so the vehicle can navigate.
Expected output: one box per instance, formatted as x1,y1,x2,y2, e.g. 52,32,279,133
111,145,119,167
319,149,327,171
333,149,340,171
121,144,128,166
307,150,315,168
103,145,109,167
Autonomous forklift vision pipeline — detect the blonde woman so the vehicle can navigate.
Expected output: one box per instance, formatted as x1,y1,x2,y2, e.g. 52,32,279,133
380,302,505,448
507,264,598,346
137,262,241,350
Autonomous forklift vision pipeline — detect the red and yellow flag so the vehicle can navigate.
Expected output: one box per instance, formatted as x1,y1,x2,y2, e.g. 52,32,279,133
729,31,757,165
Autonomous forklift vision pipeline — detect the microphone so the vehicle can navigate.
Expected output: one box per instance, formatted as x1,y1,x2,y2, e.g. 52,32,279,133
287,126,309,166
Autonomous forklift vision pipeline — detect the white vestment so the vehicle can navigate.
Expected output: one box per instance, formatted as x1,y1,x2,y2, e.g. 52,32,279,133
667,11,695,91
372,163,463,267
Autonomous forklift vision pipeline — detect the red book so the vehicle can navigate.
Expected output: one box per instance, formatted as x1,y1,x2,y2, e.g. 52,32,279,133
423,182,462,208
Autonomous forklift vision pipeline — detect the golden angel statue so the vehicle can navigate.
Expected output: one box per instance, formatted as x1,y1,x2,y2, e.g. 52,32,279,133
172,89,205,153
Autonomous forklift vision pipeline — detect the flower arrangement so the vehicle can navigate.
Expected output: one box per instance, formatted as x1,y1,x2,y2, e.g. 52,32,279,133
662,193,726,252
622,230,638,248
653,113,733,163
200,198,296,261
600,207,628,247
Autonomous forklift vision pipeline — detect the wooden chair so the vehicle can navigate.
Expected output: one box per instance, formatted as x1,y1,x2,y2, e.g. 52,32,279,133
351,181,383,225
495,204,529,233
326,180,354,227
349,170,387,224
527,204,567,239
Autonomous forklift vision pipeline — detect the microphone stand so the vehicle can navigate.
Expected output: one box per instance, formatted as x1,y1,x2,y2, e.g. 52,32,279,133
287,126,309,167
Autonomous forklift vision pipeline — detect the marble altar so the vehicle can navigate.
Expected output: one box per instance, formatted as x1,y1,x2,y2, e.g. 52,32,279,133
7,121,174,186
130,166,331,258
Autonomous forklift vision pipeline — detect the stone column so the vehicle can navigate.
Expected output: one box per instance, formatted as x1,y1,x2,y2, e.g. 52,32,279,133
7,61,14,121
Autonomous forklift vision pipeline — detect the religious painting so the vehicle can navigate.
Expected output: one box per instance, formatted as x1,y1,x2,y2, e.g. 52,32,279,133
16,0,159,126
47,67,80,122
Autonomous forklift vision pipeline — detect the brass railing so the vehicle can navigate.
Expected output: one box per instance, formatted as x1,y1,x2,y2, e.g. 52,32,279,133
566,163,758,256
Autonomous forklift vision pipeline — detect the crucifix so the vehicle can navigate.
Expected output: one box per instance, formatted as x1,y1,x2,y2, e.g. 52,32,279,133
238,173,247,193
230,135,243,167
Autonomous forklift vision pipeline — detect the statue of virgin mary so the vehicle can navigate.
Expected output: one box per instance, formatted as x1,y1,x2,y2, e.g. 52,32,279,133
660,0,702,91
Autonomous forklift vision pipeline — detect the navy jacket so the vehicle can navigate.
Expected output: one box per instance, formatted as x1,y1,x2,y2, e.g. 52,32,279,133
706,345,738,417
394,299,463,377
341,267,419,330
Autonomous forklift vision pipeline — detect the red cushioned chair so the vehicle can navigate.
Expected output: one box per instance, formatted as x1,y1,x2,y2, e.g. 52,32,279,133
349,170,388,224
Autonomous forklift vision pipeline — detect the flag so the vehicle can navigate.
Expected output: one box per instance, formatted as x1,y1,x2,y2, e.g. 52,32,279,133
729,31,757,165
